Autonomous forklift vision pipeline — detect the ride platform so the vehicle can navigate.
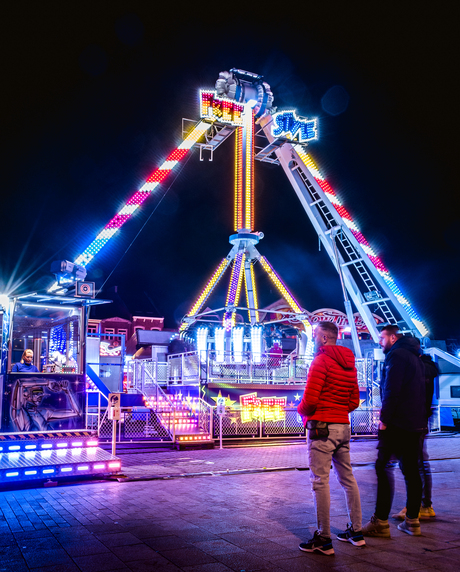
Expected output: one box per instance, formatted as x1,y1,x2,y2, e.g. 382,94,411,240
0,429,121,483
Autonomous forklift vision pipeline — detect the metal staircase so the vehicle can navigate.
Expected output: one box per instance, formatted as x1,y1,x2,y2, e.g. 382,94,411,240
127,359,213,448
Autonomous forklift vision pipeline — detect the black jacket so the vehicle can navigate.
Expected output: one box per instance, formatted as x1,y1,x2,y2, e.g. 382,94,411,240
421,354,439,421
379,337,427,431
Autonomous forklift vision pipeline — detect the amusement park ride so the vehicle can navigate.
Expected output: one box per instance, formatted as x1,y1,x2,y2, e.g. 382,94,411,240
0,68,435,481
60,68,428,349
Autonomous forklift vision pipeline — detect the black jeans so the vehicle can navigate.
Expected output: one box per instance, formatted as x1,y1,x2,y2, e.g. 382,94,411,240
419,430,432,508
375,425,423,520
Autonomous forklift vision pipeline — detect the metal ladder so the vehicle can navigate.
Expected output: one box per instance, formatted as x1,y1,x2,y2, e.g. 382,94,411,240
294,164,400,327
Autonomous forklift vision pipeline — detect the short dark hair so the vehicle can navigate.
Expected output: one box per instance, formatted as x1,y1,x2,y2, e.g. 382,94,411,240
380,325,402,338
316,321,339,339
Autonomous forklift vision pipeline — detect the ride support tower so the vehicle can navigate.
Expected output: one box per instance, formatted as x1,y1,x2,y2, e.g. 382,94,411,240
179,70,313,347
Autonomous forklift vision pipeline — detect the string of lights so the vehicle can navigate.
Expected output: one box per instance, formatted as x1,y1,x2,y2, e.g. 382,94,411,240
294,146,428,336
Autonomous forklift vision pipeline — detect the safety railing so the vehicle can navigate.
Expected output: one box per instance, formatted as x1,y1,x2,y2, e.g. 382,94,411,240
211,406,306,439
89,407,175,442
198,398,214,436
206,351,312,384
86,380,177,442
127,358,168,392
134,383,177,441
210,407,383,439
168,351,201,384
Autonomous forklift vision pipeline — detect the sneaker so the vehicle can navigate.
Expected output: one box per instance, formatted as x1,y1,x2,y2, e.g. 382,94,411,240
362,515,391,538
391,507,407,520
336,523,366,547
398,517,421,536
299,531,335,555
419,506,435,519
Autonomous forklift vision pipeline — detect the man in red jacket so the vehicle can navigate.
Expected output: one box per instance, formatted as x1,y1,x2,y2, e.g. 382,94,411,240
297,322,364,555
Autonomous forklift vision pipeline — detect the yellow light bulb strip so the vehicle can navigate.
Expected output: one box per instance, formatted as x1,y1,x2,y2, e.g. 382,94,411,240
223,252,245,330
260,257,312,336
234,127,243,231
244,109,254,231
234,254,245,307
250,263,260,323
186,258,230,319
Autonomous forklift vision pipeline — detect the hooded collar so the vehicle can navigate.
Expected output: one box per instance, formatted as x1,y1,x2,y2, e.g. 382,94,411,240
317,344,356,370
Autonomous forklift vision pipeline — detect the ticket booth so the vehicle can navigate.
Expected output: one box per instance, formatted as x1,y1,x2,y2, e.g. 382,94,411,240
0,292,121,483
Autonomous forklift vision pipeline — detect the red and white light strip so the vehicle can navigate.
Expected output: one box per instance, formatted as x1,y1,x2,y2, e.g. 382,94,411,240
72,121,212,268
295,146,428,336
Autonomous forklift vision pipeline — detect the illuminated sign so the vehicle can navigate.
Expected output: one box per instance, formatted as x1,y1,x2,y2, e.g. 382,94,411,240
240,392,287,423
310,308,384,333
200,91,244,126
271,110,317,142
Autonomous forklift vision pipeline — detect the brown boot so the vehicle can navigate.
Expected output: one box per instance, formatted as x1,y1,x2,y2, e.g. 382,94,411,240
362,515,391,538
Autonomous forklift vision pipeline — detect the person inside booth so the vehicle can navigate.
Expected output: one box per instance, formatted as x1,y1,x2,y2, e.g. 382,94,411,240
12,349,39,373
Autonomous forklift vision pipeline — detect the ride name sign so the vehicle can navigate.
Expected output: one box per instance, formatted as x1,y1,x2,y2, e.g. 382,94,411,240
240,392,287,423
200,91,244,126
271,110,318,142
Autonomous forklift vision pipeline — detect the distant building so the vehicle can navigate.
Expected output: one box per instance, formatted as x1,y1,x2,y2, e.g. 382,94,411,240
87,315,168,358
87,315,164,339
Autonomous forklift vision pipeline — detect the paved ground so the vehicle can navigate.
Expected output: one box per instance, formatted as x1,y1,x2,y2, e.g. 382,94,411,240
115,434,460,480
1,435,460,571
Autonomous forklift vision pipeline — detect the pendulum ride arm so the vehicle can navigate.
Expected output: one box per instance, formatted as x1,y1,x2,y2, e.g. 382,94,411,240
234,105,255,233
235,104,260,325
258,114,428,340
180,100,256,334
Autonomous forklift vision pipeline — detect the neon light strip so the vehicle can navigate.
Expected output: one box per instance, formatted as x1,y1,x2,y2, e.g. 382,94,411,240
244,106,254,231
294,146,428,336
73,121,212,268
251,325,263,364
181,258,230,330
259,256,302,313
259,256,312,337
224,252,245,330
235,127,243,231
196,327,208,363
250,263,259,322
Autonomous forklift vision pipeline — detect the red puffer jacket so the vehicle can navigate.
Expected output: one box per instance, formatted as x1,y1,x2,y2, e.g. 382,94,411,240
297,345,359,424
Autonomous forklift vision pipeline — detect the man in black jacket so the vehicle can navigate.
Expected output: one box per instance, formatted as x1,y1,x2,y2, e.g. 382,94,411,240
363,326,426,538
393,338,439,520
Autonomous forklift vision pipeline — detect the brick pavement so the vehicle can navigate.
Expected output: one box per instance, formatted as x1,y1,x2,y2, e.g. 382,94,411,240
116,434,460,480
0,450,460,571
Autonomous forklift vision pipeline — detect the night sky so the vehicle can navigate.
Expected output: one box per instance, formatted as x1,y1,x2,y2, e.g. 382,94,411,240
1,3,459,341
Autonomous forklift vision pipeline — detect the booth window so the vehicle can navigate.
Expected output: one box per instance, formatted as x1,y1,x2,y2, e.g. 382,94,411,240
10,302,82,373
451,386,460,398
